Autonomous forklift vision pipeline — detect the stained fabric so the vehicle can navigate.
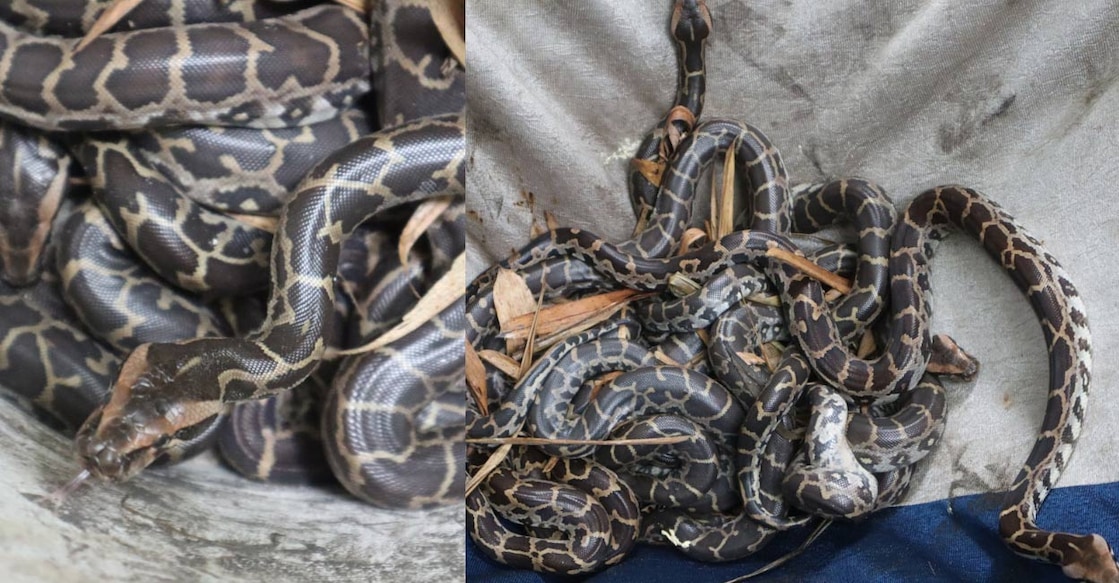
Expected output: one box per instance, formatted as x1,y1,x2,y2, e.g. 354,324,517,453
465,0,1119,580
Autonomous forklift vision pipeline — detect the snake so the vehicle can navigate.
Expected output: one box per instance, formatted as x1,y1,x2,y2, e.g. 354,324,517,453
595,413,741,514
464,0,715,361
0,4,371,131
318,195,467,507
0,196,224,467
627,0,711,232
323,299,466,509
466,447,642,574
74,113,465,484
782,382,879,520
213,0,467,495
372,0,465,126
0,118,70,287
54,200,231,352
120,107,372,216
0,0,319,37
893,186,1110,581
0,249,117,432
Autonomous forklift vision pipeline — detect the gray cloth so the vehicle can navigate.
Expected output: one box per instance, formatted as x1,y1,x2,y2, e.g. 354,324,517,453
0,397,464,582
466,0,1119,506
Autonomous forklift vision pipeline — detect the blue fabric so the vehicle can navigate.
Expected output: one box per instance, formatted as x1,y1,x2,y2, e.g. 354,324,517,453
467,481,1119,582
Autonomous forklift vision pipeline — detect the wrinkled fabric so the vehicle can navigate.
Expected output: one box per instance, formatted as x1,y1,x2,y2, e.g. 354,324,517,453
466,0,1119,580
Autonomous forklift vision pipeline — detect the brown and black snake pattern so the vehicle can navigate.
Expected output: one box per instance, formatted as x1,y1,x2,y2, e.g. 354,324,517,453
467,448,642,574
75,114,465,482
0,0,317,37
124,107,372,215
0,118,69,286
0,4,371,131
55,201,230,352
897,186,1109,581
0,258,116,432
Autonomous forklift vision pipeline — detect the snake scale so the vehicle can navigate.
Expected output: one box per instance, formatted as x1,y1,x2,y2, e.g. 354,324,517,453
466,1,1116,581
0,0,466,513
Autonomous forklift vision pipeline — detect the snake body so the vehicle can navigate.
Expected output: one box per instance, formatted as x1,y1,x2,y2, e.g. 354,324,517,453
323,300,466,508
0,260,116,432
75,114,465,482
125,107,372,215
0,5,371,131
896,186,1106,580
467,448,642,574
55,201,230,352
0,119,69,286
0,0,316,37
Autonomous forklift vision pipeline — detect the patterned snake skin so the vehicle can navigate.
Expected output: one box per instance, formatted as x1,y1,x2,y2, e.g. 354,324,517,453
0,119,69,286
0,5,371,131
74,114,466,481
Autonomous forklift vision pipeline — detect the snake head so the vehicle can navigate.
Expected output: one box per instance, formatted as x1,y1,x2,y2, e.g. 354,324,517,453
74,344,224,481
672,0,713,44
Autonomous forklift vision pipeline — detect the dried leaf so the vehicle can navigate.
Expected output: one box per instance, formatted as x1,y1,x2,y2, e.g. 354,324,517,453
465,443,512,496
399,196,453,264
766,247,853,294
545,211,559,232
679,227,708,252
465,340,488,416
477,349,520,379
529,218,546,239
662,105,697,158
336,254,464,356
709,156,718,240
502,289,641,340
529,299,633,353
517,287,546,378
587,370,624,402
717,135,739,239
735,350,767,367
76,0,145,52
856,330,877,359
761,342,784,372
632,158,666,188
431,0,466,67
494,269,536,354
333,0,370,12
227,213,278,233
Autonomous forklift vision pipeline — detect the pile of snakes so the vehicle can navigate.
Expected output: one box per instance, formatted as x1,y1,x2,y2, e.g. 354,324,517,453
465,1,1117,581
0,0,466,511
